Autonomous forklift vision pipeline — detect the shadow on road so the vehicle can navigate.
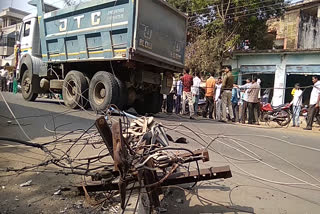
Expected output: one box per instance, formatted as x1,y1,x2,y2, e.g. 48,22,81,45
162,185,254,214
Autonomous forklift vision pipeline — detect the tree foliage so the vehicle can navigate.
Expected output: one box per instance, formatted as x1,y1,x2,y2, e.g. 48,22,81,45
168,0,286,75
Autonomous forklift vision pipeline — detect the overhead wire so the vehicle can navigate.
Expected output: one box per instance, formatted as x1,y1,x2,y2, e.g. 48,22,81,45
186,0,288,14
188,4,287,24
188,0,287,19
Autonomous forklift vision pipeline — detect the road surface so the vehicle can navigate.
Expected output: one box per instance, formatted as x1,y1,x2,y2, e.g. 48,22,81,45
1,92,320,214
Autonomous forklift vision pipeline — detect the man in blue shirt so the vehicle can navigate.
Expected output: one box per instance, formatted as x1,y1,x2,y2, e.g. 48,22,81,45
231,85,240,122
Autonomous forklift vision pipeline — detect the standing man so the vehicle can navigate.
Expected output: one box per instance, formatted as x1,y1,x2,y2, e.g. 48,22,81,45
8,73,14,93
221,66,235,122
203,72,216,119
214,77,222,121
238,78,252,123
0,66,3,91
181,68,195,119
166,75,176,114
291,83,303,127
304,76,320,130
247,77,261,125
0,65,8,92
231,85,240,122
192,72,201,116
175,74,183,114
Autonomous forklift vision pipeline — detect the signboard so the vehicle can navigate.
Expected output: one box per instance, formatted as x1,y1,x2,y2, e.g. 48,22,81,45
240,65,276,74
286,65,320,74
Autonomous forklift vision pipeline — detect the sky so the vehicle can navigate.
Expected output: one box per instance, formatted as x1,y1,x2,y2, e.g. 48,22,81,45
0,0,305,15
0,0,76,14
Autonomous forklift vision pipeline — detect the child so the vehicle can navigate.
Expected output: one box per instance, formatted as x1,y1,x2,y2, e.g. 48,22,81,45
291,83,303,127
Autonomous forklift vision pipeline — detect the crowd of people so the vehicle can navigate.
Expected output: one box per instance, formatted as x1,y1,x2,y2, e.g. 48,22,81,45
0,64,18,94
163,66,262,123
162,66,320,130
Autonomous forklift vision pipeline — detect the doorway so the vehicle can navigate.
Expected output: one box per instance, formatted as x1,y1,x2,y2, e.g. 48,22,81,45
285,74,314,105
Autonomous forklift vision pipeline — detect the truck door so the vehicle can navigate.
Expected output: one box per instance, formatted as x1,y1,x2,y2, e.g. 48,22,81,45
20,18,34,56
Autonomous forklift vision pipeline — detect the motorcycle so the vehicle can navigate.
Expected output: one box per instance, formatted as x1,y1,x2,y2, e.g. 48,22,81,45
301,105,320,125
260,103,292,126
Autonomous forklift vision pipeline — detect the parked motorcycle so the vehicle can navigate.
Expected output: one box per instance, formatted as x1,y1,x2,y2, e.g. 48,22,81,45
260,103,292,126
301,106,320,125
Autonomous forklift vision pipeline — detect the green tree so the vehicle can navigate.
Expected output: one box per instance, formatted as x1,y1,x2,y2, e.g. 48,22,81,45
168,0,286,75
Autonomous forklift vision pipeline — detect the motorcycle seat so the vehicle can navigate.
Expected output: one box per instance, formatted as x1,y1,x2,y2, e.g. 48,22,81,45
272,104,286,110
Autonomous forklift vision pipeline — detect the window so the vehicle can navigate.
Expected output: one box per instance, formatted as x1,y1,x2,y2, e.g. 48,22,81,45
24,21,31,37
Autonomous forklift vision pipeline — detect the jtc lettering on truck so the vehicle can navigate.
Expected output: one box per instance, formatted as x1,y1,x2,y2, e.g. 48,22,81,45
17,0,187,114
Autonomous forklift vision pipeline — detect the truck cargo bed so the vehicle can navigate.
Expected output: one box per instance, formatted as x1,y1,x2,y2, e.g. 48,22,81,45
38,0,186,70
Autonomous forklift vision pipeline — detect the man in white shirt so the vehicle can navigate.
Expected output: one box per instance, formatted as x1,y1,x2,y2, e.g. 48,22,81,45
291,83,303,127
238,78,252,123
191,72,201,117
175,74,183,114
0,66,8,92
304,76,320,130
214,77,222,121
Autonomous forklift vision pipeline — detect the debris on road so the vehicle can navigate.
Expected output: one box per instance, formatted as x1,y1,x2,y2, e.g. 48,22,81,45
73,200,83,209
20,180,32,187
1,111,232,213
78,115,232,212
53,189,62,195
176,198,183,204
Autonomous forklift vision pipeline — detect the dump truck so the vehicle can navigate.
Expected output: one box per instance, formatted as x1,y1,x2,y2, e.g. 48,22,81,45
17,0,187,113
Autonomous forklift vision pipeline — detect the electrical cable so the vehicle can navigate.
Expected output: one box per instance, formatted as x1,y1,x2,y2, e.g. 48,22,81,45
225,136,320,185
0,91,33,141
188,5,287,24
0,137,44,149
215,138,320,189
186,0,287,14
188,1,287,19
162,123,320,188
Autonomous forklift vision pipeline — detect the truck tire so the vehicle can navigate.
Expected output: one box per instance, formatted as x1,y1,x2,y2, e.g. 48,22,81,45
21,70,38,101
89,71,118,112
114,77,127,110
62,70,88,109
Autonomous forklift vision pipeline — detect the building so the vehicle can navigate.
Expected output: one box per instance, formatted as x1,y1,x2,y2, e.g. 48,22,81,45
226,0,320,106
268,0,320,49
0,7,29,66
226,49,320,106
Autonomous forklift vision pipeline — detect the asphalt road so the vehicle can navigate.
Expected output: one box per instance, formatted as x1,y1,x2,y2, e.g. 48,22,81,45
1,92,320,214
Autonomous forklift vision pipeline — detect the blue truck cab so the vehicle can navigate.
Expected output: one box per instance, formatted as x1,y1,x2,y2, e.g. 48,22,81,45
18,0,187,113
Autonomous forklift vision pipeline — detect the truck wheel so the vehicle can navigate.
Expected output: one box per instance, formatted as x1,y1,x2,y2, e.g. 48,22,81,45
89,71,118,112
114,77,127,110
62,70,88,109
21,70,38,101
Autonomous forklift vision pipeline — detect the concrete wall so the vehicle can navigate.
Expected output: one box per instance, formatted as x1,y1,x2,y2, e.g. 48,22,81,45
298,15,320,49
268,3,320,50
268,10,300,49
